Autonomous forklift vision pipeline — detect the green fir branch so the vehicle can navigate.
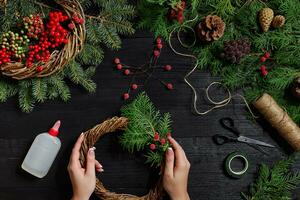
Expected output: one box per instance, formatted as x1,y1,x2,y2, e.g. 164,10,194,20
120,92,171,167
242,157,300,200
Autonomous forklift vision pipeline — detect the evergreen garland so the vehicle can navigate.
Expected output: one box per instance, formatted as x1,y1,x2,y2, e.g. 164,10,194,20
120,92,171,167
137,0,300,123
242,156,300,200
0,0,135,112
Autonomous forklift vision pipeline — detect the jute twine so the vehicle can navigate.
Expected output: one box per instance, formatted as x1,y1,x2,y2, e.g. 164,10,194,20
0,0,86,80
79,117,164,200
168,16,257,118
253,93,300,151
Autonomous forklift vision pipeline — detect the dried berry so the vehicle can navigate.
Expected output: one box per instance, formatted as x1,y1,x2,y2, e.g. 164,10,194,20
164,65,172,71
131,84,138,90
160,138,166,145
124,69,130,75
150,143,156,150
117,64,122,70
123,93,130,100
167,83,174,90
114,58,120,64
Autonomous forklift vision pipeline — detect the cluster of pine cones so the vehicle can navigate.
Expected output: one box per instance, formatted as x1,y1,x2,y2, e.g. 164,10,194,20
220,39,251,64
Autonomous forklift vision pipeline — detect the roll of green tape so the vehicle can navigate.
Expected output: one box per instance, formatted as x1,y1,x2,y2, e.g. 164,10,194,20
225,152,249,179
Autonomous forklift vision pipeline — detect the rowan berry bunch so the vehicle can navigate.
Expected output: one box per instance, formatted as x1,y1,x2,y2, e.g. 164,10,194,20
168,0,186,23
0,31,29,61
113,37,175,100
259,52,271,77
0,11,80,71
23,14,44,39
26,11,70,69
149,132,171,151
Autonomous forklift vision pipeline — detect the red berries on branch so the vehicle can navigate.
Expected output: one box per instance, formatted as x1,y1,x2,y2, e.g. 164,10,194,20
0,10,85,72
26,11,70,69
113,37,175,101
149,131,171,151
259,52,271,77
168,0,186,23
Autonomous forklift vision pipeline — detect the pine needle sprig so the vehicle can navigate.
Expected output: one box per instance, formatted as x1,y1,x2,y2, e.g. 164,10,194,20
242,157,300,200
120,92,172,167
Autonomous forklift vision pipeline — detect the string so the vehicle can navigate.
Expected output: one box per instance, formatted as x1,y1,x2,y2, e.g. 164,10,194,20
168,16,258,118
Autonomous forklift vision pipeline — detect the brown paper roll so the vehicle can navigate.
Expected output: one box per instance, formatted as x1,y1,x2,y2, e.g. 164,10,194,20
253,93,300,151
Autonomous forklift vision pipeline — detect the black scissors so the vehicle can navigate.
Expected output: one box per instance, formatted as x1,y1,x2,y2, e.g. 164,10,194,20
213,117,275,149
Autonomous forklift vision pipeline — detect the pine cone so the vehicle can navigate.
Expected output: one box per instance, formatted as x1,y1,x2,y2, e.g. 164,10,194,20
259,8,274,32
0,0,6,7
272,15,285,28
291,77,300,99
196,15,225,42
220,38,251,64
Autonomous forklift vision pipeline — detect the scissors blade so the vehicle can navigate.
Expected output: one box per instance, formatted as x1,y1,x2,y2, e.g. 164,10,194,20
237,136,275,148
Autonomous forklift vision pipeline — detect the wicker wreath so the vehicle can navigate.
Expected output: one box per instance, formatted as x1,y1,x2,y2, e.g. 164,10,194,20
79,117,165,200
0,0,85,80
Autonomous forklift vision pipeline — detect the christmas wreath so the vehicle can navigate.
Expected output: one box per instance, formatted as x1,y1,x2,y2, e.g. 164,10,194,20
79,93,171,199
137,0,300,123
0,0,135,112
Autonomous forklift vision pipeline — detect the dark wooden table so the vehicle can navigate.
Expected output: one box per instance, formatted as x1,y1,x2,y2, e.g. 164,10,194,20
0,30,299,200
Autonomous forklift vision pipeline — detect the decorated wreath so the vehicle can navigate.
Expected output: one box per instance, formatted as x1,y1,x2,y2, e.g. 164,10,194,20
137,0,300,123
79,93,171,199
0,0,135,112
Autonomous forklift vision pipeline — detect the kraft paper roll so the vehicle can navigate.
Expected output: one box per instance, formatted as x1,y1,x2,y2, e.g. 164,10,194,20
253,93,300,151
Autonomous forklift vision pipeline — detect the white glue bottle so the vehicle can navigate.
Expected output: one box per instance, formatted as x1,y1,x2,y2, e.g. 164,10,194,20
21,120,62,178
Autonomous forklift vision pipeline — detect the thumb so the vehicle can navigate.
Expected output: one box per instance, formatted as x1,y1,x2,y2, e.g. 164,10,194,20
86,147,96,177
164,147,174,178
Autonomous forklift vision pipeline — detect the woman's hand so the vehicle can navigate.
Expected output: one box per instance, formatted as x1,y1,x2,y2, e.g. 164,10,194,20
68,133,103,200
163,136,190,200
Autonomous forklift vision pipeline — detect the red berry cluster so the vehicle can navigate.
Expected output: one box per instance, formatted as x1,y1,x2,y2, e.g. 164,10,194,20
168,1,186,23
23,14,44,39
259,52,271,77
113,37,175,100
149,132,171,150
0,48,11,65
26,11,70,69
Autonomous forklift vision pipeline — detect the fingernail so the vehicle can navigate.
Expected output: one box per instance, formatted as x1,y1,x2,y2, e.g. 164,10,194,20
167,147,172,154
80,133,84,137
88,147,96,156
99,168,104,172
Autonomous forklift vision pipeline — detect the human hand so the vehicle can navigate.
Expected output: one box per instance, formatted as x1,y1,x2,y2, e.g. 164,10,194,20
68,133,104,200
163,136,190,200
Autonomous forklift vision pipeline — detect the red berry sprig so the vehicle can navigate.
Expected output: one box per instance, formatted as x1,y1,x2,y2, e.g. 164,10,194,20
259,52,271,77
113,37,174,100
168,1,186,23
0,48,11,65
149,131,171,151
26,11,70,69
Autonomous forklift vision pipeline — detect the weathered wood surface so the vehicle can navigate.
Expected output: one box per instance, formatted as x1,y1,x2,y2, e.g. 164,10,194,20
0,30,299,200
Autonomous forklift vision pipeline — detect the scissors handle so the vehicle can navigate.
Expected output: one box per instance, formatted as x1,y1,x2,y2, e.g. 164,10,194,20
213,134,237,145
220,117,240,136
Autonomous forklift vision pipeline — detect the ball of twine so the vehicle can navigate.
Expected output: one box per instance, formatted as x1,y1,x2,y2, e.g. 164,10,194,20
79,117,165,200
253,93,300,151
0,0,86,80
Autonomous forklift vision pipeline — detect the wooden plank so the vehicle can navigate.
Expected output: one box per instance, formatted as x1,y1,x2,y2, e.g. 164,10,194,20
0,30,299,200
